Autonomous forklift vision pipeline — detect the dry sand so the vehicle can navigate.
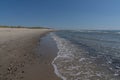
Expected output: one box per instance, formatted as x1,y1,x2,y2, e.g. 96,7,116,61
0,28,61,80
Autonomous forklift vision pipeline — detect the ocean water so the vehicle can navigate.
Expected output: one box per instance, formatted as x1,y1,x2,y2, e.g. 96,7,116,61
51,30,120,80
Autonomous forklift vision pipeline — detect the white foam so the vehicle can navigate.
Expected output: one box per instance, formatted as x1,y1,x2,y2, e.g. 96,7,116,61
51,33,67,80
114,73,119,76
116,32,120,34
79,58,86,62
51,33,82,80
50,33,119,80
52,60,67,80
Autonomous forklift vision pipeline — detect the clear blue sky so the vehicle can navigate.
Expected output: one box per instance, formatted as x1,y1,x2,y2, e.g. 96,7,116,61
0,0,120,30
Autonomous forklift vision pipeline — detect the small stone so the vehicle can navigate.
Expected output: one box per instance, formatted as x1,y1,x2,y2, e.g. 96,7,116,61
7,67,11,71
21,71,24,73
14,67,17,71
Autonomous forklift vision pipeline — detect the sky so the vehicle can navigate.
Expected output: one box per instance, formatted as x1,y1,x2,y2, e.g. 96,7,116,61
0,0,120,30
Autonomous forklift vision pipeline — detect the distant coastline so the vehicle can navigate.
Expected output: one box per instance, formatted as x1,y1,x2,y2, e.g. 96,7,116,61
0,25,51,29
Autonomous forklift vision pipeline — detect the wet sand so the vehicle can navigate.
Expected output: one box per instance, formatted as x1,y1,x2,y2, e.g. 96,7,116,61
0,28,61,80
23,34,61,80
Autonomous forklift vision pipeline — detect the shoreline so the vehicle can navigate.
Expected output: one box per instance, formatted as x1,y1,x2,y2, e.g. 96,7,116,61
23,34,61,80
0,28,61,80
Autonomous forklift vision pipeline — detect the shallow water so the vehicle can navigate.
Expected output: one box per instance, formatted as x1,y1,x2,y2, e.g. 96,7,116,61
51,30,120,80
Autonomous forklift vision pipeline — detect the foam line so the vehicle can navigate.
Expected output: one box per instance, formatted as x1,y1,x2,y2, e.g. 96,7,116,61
51,33,67,80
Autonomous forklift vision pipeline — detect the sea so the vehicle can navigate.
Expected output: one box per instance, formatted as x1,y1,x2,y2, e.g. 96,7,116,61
51,30,120,80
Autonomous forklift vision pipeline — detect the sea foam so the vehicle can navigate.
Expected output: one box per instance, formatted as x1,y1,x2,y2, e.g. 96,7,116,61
51,33,120,80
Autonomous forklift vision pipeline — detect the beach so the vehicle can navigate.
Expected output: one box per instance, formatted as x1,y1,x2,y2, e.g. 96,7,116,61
0,28,61,80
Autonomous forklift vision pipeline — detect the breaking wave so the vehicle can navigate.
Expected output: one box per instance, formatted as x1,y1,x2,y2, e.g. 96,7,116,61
51,33,120,80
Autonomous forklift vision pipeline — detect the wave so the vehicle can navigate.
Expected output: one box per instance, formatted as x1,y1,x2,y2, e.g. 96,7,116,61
51,33,84,80
51,33,67,80
51,33,120,80
116,32,120,34
71,30,120,35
